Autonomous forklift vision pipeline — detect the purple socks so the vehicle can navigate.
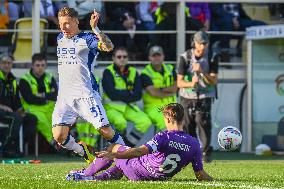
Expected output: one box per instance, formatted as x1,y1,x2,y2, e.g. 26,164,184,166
84,157,113,176
94,166,123,180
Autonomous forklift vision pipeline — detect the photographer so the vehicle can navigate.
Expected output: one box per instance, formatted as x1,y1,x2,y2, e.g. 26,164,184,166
177,31,218,162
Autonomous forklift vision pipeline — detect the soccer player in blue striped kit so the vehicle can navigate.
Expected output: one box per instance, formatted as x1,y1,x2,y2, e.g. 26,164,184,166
52,7,125,163
67,103,212,181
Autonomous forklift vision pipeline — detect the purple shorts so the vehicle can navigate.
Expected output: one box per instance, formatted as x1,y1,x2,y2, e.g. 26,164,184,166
115,146,145,181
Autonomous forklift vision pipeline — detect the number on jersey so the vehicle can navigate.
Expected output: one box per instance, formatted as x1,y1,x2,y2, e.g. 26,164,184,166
159,154,181,173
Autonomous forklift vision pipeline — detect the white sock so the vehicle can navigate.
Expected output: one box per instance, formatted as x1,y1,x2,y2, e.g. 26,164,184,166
108,132,125,145
61,135,84,156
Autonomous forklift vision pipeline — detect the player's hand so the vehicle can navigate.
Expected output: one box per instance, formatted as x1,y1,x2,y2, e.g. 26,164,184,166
95,151,116,160
90,10,100,30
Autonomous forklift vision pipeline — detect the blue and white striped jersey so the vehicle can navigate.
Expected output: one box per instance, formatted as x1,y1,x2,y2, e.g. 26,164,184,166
57,32,99,98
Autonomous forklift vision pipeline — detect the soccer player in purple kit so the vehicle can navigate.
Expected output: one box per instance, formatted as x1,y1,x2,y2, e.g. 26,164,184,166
66,103,213,182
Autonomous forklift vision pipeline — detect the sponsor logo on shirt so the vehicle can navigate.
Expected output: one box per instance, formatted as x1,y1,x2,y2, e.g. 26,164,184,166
143,161,159,177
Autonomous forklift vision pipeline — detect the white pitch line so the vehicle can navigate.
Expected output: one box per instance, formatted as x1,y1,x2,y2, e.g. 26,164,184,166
142,181,282,189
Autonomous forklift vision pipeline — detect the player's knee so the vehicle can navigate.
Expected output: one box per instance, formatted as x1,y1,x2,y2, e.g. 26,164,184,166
107,143,121,152
52,126,69,144
98,124,115,140
52,132,66,144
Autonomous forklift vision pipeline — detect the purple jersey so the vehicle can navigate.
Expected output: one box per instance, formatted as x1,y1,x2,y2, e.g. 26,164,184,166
115,130,203,181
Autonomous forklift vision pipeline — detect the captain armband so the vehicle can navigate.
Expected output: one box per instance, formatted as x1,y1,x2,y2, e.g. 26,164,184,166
98,41,103,50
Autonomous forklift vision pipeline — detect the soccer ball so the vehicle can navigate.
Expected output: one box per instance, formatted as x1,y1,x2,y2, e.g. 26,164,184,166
218,126,242,151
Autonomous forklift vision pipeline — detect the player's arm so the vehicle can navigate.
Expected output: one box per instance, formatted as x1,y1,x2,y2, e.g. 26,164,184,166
90,10,114,52
93,27,114,52
195,170,213,181
96,145,150,160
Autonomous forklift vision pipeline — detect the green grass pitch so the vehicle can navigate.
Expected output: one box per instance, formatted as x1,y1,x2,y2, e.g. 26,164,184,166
0,152,284,189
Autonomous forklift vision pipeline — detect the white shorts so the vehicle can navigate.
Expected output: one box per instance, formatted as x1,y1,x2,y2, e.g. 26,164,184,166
52,93,109,129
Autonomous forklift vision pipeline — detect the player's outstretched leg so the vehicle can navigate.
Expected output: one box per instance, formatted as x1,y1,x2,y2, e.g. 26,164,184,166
84,144,120,175
78,125,126,170
52,124,125,164
78,141,95,164
67,166,123,181
98,124,125,145
84,157,113,176
52,125,94,163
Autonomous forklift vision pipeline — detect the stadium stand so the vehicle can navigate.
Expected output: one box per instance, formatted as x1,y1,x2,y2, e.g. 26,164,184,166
11,18,48,61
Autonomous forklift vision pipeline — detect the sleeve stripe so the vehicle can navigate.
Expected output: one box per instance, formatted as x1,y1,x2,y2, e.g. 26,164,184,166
145,140,158,153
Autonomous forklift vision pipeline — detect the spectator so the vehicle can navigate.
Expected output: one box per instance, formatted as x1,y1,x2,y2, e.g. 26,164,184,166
23,0,66,46
0,54,37,157
105,2,148,60
140,45,177,131
177,31,219,163
186,3,211,31
67,0,105,30
19,53,58,150
136,2,155,42
153,2,202,60
186,3,211,50
0,0,9,46
210,3,266,61
107,9,148,60
105,2,136,22
23,0,65,27
0,0,9,32
153,3,176,60
7,1,20,27
102,47,152,146
0,1,22,48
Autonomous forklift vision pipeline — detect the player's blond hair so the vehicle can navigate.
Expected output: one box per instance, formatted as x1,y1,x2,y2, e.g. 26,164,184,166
160,103,184,125
58,7,78,18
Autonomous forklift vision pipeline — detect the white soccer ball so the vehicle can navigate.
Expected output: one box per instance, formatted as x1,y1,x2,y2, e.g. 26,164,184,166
218,126,242,151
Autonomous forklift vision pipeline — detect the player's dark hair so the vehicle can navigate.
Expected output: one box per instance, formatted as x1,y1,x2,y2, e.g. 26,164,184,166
160,103,184,125
32,53,46,65
112,47,128,56
58,7,78,18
